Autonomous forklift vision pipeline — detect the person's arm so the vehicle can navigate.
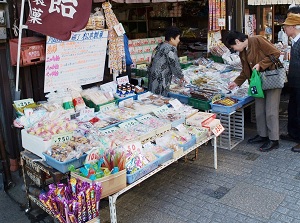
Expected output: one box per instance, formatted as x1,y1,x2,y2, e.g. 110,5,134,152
167,49,184,80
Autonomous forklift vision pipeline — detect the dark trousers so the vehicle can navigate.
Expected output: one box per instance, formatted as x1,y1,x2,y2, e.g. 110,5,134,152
288,87,300,141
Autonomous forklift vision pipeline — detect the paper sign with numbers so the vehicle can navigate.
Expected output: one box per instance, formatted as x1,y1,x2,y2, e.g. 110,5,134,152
52,132,73,144
119,119,139,129
99,126,119,135
123,141,142,154
117,76,129,85
114,23,126,36
80,108,94,116
85,148,100,164
99,102,116,112
169,99,183,110
136,114,154,122
212,123,225,136
153,105,169,117
14,98,34,108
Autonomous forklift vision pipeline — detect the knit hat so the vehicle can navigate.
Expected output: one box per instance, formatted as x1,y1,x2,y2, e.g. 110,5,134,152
283,13,300,26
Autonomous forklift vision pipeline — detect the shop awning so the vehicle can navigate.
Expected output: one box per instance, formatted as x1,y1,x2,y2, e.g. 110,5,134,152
248,0,300,5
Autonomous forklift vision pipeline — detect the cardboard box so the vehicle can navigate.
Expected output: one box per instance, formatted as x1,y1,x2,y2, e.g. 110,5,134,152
9,36,46,66
71,169,127,198
21,129,51,159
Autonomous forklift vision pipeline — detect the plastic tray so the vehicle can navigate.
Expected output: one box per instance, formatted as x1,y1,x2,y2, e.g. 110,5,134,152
210,101,243,114
232,95,254,106
43,153,87,173
127,159,159,184
168,92,189,104
156,148,174,165
178,135,196,151
188,97,211,111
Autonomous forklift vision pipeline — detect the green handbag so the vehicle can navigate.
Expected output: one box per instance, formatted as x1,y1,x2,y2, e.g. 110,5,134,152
248,69,264,98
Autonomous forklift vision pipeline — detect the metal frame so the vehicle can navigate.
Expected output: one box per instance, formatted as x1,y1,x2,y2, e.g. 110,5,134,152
108,135,217,223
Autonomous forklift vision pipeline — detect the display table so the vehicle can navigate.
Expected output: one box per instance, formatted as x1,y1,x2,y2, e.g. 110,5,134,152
108,135,217,223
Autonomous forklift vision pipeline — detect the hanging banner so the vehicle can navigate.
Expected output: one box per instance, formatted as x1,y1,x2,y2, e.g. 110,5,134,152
44,30,108,92
26,0,92,41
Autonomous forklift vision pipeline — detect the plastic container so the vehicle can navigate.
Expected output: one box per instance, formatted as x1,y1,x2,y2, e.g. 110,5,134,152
43,153,87,173
210,101,243,114
168,92,189,104
231,95,254,106
178,135,196,151
156,148,174,165
188,97,211,111
127,159,159,184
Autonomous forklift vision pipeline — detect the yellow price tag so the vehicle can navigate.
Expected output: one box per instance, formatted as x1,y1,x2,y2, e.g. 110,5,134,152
179,56,188,63
136,64,147,69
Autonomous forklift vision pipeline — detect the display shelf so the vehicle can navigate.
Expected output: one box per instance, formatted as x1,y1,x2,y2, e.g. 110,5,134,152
108,135,217,223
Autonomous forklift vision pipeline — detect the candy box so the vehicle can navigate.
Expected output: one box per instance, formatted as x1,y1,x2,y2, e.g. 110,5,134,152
71,169,126,198
21,129,51,159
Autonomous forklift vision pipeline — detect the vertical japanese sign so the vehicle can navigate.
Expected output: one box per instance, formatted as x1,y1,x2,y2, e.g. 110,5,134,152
44,30,108,92
26,0,92,41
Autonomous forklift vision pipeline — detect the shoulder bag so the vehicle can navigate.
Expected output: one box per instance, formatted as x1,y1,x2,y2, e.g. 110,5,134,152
260,55,287,90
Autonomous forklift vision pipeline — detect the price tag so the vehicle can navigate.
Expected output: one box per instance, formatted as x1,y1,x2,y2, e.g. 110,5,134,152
153,105,169,117
136,114,154,122
175,124,187,132
179,56,188,63
136,64,147,69
218,18,226,27
212,123,225,137
100,81,117,93
119,119,139,129
169,99,183,110
14,98,34,108
52,132,73,144
85,148,100,164
211,94,222,104
99,102,116,112
123,141,142,153
80,108,94,116
113,23,125,36
117,76,129,85
99,126,119,135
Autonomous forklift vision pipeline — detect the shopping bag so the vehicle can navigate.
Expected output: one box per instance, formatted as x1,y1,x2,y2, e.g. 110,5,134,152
248,69,264,98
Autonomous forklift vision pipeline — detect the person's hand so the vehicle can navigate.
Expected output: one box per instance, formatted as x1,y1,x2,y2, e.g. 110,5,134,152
179,77,187,86
252,63,260,71
228,81,237,90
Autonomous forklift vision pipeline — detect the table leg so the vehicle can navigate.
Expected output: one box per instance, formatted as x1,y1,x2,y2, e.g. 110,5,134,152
109,195,118,223
213,136,217,169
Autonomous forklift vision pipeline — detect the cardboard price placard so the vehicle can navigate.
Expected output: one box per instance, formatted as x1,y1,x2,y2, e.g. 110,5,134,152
99,102,116,112
136,114,154,122
123,141,142,154
14,98,34,108
80,108,94,116
85,148,100,164
169,99,183,110
153,105,169,117
99,126,119,135
117,76,129,85
212,123,225,137
52,132,73,144
118,119,139,129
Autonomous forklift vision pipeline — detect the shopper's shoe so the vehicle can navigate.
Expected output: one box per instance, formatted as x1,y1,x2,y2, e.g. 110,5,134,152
291,144,300,153
259,140,279,152
280,134,300,143
248,135,269,144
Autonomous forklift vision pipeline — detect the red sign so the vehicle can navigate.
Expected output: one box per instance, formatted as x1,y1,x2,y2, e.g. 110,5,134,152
26,0,92,41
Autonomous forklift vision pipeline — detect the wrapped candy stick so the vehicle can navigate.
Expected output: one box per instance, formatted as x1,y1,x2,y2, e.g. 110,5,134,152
90,185,97,218
85,187,93,220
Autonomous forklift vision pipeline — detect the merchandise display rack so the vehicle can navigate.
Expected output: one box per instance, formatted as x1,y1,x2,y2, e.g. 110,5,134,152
108,135,217,223
216,109,244,150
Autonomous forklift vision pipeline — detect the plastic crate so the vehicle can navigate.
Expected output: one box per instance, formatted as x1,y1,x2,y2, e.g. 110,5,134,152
231,95,254,106
156,148,174,165
188,97,211,111
127,159,159,184
210,101,243,114
168,92,189,104
178,135,196,151
43,153,87,173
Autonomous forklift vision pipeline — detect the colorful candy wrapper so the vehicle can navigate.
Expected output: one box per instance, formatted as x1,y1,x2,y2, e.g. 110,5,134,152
68,212,78,223
90,185,97,218
85,187,93,220
77,192,83,223
70,177,77,198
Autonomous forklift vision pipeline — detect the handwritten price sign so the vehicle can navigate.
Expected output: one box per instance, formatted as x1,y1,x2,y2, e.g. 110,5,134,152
119,119,139,129
153,105,169,117
136,114,154,122
212,123,225,137
85,148,100,164
99,126,119,135
123,141,142,154
117,76,129,85
169,99,183,110
52,132,73,144
80,108,94,116
14,98,34,108
99,102,116,112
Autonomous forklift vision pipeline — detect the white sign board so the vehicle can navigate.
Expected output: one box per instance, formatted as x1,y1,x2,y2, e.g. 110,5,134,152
44,30,108,92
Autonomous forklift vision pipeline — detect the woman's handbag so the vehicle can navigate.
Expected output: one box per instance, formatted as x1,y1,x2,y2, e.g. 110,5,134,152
260,55,287,90
248,69,264,98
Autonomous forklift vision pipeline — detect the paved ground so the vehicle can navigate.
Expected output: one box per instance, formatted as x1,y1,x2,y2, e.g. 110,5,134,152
1,105,300,223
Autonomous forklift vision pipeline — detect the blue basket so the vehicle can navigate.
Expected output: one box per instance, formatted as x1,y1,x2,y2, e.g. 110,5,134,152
156,148,174,165
178,135,196,151
43,153,87,173
232,96,254,106
210,101,243,114
168,92,189,104
127,159,159,184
